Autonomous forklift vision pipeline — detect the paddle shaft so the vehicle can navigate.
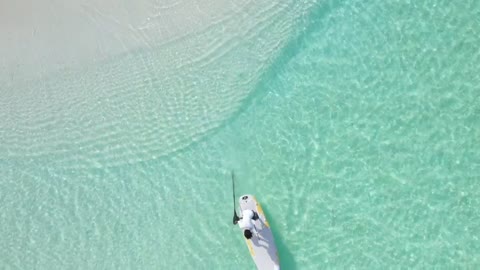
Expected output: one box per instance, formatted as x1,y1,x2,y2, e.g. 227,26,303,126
232,171,240,224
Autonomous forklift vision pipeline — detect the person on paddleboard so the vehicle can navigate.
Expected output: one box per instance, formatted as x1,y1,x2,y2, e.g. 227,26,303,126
234,209,260,239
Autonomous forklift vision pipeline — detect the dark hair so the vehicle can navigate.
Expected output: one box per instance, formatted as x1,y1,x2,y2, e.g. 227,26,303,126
244,229,253,239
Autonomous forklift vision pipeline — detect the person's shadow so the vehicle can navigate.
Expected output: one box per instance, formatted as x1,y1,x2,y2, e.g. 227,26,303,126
262,206,297,270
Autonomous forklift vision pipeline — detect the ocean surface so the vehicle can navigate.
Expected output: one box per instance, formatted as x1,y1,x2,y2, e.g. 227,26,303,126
1,0,479,269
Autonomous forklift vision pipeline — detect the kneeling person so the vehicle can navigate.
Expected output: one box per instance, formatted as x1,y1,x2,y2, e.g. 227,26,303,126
235,209,260,239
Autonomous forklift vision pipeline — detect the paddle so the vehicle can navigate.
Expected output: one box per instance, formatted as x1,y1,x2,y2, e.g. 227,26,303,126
232,171,240,225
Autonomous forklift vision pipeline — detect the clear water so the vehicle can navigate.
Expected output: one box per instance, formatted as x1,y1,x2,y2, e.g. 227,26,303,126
1,0,480,269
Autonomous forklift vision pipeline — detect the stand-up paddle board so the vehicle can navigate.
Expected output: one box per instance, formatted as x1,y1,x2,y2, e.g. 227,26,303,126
238,194,280,270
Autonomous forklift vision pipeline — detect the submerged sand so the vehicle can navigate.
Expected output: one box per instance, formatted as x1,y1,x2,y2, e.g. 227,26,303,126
0,0,252,81
0,0,315,168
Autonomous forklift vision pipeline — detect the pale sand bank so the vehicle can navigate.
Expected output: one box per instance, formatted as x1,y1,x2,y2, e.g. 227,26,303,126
0,0,316,168
0,0,249,82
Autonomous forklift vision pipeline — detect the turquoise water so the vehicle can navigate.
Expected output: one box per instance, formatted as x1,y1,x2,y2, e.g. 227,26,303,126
1,0,480,269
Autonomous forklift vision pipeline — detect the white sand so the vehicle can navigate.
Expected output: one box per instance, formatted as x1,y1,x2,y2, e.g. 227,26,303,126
0,0,248,82
0,0,316,168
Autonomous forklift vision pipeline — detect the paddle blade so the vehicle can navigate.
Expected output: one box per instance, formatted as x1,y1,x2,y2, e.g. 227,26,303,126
233,211,240,225
231,170,240,225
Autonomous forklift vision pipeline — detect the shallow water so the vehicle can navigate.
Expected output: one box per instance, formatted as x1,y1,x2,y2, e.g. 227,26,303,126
1,0,480,269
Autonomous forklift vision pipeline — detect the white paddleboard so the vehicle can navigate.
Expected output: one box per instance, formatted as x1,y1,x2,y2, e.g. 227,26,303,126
238,194,280,270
